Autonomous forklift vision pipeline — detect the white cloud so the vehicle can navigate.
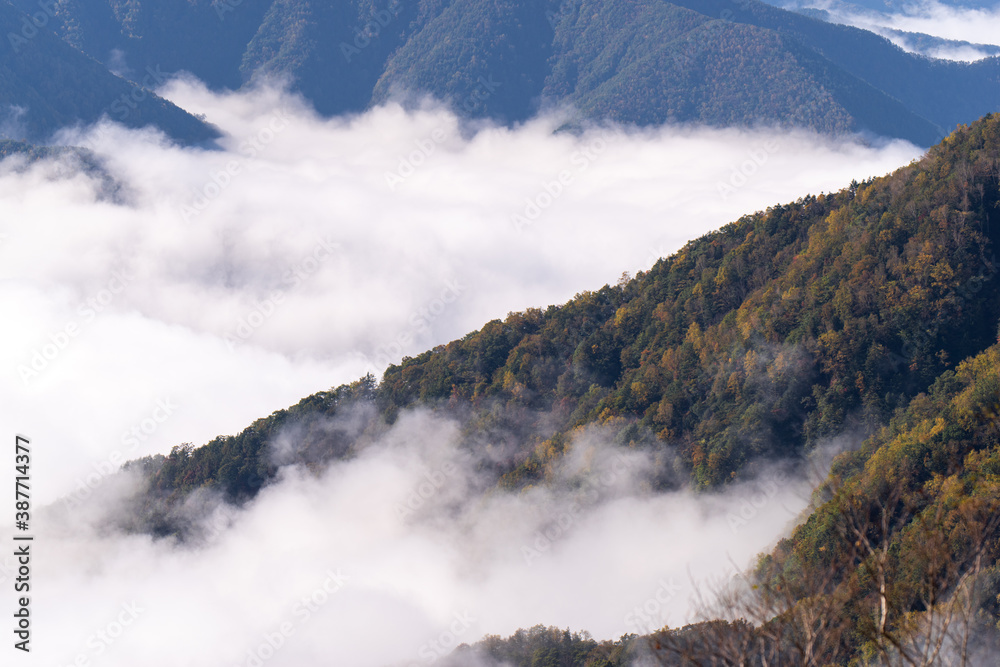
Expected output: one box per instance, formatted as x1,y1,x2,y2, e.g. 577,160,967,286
883,1,1000,49
20,412,822,667
924,43,996,60
793,0,1000,61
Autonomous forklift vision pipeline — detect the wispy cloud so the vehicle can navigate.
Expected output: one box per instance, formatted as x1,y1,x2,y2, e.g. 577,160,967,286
793,0,1000,61
30,411,823,666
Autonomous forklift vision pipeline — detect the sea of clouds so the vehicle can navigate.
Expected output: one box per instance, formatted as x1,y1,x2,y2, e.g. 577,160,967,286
0,77,923,665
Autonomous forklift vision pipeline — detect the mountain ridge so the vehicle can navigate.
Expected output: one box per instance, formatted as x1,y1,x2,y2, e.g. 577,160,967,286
121,112,1000,511
12,0,1000,145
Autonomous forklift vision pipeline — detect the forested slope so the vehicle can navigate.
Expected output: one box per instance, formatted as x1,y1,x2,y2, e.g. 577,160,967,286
126,114,1000,520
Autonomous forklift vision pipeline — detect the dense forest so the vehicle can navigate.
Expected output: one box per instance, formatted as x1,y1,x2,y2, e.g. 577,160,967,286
111,114,1000,663
12,0,1000,144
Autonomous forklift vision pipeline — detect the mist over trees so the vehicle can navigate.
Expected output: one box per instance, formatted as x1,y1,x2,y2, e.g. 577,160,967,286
98,114,1000,665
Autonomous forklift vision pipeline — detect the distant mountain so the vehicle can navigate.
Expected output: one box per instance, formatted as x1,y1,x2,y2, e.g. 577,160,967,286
365,0,941,142
0,1,218,144
669,0,1000,133
5,0,270,90
19,0,1000,145
538,0,943,142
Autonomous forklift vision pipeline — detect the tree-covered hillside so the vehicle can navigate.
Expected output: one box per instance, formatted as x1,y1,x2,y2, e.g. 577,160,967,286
442,117,1000,666
124,113,1000,514
376,113,1000,487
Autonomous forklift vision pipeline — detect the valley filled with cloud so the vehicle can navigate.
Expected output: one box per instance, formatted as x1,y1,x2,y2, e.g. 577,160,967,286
0,77,927,665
